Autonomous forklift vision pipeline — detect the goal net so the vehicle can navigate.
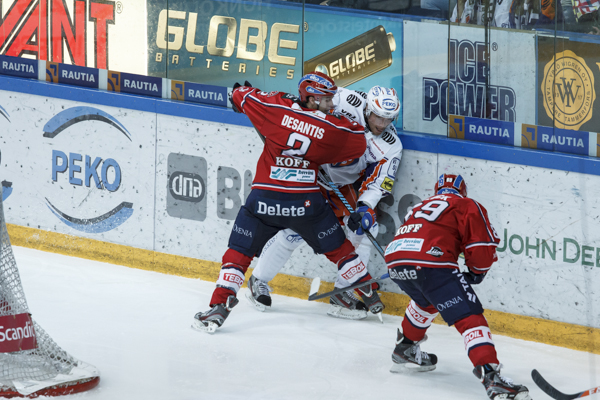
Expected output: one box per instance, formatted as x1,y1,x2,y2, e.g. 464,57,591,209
0,187,99,397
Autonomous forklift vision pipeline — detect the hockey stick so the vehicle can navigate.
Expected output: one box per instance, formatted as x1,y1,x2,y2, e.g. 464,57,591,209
317,169,386,258
308,273,390,301
532,369,600,400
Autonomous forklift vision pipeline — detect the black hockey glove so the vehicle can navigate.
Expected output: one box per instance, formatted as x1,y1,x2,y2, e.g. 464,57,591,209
229,82,242,113
229,82,254,113
463,271,486,285
347,203,376,235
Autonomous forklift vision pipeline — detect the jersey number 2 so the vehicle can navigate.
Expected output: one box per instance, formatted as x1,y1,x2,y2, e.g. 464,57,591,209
282,132,311,157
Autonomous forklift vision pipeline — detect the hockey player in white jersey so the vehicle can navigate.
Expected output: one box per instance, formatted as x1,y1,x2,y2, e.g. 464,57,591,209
246,85,403,320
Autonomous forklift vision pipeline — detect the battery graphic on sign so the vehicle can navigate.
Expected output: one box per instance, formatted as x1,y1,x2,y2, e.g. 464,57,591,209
304,25,396,87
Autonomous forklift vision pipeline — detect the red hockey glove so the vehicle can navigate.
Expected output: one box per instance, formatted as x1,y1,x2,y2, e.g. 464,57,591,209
347,204,376,235
463,271,486,285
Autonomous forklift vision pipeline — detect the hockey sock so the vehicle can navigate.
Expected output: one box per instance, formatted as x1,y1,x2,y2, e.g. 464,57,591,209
455,314,500,366
401,301,439,342
210,249,254,306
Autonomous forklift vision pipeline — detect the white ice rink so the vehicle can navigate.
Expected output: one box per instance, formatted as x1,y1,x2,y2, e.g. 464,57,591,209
13,246,599,400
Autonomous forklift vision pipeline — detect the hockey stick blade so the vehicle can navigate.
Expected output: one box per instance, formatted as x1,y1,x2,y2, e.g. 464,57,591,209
309,277,321,297
308,273,390,301
532,369,600,400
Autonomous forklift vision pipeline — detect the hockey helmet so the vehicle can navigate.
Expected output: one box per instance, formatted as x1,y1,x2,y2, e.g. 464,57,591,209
365,86,400,120
298,72,337,103
434,174,468,197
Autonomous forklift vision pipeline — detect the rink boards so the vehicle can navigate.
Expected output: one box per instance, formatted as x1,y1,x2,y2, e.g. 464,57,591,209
0,78,598,354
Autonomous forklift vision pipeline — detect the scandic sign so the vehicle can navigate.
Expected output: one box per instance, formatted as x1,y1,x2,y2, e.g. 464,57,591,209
0,0,116,69
0,313,37,353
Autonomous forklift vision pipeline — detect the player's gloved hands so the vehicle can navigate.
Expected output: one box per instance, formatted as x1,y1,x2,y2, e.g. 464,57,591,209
463,271,486,285
229,82,243,113
347,204,376,235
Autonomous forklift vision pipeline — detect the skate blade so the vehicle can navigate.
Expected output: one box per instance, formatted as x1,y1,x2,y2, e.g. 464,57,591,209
376,312,384,323
327,305,367,320
390,361,436,373
495,393,531,400
244,290,269,312
191,319,218,334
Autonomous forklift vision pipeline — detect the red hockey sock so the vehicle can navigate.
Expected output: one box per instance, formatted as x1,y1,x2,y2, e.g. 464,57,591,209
455,314,500,366
401,301,439,342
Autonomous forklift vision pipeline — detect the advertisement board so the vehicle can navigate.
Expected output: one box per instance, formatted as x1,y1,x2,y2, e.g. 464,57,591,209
403,21,536,136
537,36,600,133
0,90,156,248
146,0,303,92
0,0,148,74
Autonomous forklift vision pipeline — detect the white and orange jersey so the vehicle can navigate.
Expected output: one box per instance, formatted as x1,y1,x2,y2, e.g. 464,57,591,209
320,87,403,209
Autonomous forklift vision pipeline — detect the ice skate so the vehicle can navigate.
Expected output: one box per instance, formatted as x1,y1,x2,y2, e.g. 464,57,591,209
356,285,385,314
192,295,239,334
245,275,272,312
391,330,438,372
473,363,531,400
327,290,368,320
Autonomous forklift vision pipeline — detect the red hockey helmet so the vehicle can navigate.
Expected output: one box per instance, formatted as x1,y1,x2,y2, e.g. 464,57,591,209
298,72,337,103
434,174,467,197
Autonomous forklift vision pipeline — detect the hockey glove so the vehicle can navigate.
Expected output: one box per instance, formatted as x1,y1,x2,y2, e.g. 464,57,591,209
229,82,243,113
347,204,376,235
463,271,486,285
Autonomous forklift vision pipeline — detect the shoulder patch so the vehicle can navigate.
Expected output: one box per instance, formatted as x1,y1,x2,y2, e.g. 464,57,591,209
381,131,397,144
345,93,364,107
282,93,300,101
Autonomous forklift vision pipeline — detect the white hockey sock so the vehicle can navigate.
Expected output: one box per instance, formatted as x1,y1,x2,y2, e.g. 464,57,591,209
253,229,304,282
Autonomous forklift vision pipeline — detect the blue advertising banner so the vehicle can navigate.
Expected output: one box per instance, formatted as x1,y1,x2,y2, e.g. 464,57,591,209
108,71,162,98
449,115,514,146
170,81,228,107
521,124,590,156
46,62,99,89
0,55,37,79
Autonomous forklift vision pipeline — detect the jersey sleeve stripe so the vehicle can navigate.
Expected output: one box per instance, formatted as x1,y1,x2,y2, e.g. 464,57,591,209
252,183,320,192
465,242,499,249
387,259,459,268
245,94,363,134
359,159,385,194
471,199,496,242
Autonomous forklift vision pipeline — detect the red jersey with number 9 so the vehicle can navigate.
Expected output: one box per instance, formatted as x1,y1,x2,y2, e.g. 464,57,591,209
384,193,500,274
232,86,366,194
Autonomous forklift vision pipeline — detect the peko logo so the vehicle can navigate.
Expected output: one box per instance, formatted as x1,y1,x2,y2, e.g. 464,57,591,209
45,106,133,233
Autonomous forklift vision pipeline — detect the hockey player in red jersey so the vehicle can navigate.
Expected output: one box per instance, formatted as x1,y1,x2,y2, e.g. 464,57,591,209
193,74,374,333
384,174,531,400
247,85,402,320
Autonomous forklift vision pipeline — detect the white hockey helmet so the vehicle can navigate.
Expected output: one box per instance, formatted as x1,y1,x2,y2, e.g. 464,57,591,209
365,86,400,120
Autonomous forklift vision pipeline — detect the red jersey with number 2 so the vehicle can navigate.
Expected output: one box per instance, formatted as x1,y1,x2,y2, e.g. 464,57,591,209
231,87,366,194
384,193,500,273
